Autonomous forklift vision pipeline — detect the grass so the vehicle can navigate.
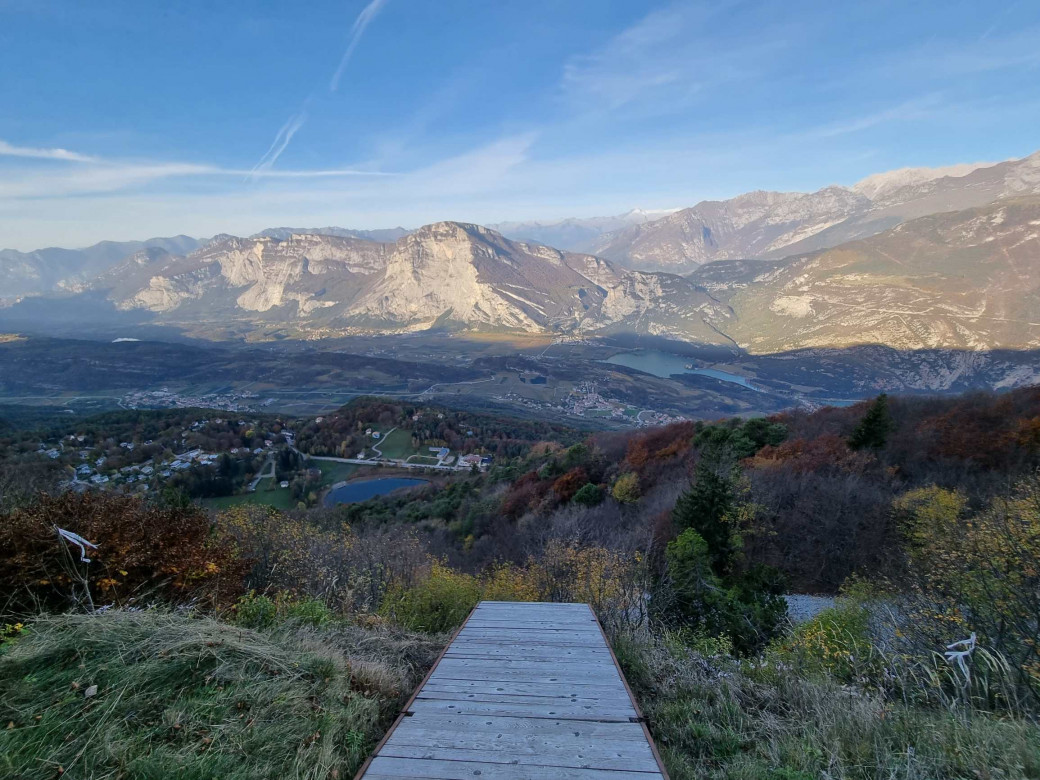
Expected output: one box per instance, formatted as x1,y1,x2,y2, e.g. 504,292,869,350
0,611,443,780
371,428,418,460
614,632,1040,780
202,483,297,512
315,461,359,487
404,455,440,466
203,463,362,511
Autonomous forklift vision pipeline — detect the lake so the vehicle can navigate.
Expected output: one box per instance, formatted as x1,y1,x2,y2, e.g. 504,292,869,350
324,477,430,506
602,350,761,391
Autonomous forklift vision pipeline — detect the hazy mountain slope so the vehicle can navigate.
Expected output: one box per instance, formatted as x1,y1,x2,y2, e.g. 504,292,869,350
96,222,732,344
0,235,203,298
589,188,871,271
491,209,678,250
591,151,1040,272
344,221,730,342
253,226,410,243
107,233,389,318
703,197,1040,352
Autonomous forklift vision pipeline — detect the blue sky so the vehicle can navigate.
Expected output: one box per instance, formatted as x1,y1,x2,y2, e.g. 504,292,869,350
2,0,1039,249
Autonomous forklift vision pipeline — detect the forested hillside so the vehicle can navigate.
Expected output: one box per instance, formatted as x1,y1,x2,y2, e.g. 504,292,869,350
3,387,1040,778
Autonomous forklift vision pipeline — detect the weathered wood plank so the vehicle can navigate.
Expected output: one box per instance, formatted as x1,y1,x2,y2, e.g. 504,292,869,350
377,743,661,772
422,680,629,697
356,602,666,779
414,690,634,707
391,713,651,739
389,724,654,747
365,756,662,779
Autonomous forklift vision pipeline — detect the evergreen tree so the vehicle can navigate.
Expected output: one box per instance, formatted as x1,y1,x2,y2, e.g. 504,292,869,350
672,459,737,574
848,393,894,450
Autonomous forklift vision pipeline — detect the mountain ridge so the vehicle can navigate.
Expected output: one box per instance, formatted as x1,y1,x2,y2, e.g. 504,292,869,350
589,151,1040,272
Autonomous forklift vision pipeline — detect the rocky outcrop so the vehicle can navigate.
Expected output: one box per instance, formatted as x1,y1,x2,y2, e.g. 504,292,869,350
97,221,733,344
700,197,1040,352
590,152,1040,272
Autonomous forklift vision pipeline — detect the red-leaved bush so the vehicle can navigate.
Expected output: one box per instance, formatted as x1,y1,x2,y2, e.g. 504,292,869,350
0,491,246,614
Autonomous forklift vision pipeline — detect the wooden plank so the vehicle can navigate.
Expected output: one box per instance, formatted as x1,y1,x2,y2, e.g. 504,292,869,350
382,732,653,765
422,680,629,697
365,756,662,779
377,743,660,772
444,644,611,656
391,714,651,739
356,601,668,780
416,694,632,711
408,697,636,720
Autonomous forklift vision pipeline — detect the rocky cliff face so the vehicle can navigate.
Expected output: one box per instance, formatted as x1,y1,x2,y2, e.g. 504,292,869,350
0,235,202,299
696,197,1040,352
98,221,734,344
590,152,1040,272
94,196,1040,354
110,234,388,316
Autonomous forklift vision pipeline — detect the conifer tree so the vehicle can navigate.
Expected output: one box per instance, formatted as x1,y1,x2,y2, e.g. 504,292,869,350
848,393,894,450
671,459,737,575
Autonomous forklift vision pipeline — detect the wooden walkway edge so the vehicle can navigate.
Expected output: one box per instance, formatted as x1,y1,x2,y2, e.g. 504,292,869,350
356,600,669,779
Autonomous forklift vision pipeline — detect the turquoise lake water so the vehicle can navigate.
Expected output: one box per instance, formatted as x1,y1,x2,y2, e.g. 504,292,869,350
602,350,761,391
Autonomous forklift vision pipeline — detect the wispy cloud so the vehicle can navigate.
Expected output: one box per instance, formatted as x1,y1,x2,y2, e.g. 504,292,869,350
0,139,99,163
881,25,1040,79
250,0,390,176
330,0,389,92
559,1,790,114
0,137,391,200
802,95,946,140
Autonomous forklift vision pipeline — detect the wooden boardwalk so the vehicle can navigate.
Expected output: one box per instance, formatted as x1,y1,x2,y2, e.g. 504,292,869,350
357,601,668,779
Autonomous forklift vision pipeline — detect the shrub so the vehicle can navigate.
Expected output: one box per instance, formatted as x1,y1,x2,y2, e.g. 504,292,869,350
233,591,278,629
612,472,641,503
379,563,481,633
659,529,786,655
0,492,245,615
892,478,1040,706
481,563,540,602
572,482,604,506
285,596,333,627
774,601,876,684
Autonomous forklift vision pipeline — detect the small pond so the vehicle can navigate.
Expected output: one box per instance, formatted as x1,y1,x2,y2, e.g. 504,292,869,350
324,477,430,506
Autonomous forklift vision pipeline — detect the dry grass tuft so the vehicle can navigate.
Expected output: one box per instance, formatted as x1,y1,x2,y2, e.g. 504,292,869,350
0,610,442,780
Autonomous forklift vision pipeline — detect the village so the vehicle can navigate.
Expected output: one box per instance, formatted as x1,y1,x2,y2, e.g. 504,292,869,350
119,388,275,413
26,405,492,511
494,381,688,428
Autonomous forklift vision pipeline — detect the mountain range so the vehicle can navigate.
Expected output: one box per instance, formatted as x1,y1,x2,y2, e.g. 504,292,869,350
587,152,1040,271
0,235,203,298
2,151,1038,356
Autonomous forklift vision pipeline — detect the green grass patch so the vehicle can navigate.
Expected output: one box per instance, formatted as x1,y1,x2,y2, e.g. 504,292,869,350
372,428,417,460
314,460,359,487
0,611,442,780
202,483,296,511
613,632,1040,780
405,455,440,466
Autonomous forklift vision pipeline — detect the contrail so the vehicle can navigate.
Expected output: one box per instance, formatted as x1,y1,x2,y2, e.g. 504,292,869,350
330,0,389,92
250,109,308,175
250,0,390,176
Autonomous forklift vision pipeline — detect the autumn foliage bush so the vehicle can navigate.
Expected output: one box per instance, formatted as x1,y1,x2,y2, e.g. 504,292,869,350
892,478,1040,706
0,491,245,615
